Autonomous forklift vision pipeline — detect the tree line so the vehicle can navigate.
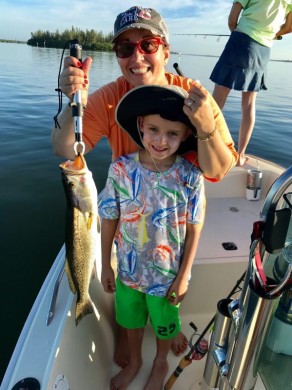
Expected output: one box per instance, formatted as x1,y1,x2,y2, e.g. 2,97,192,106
27,26,114,51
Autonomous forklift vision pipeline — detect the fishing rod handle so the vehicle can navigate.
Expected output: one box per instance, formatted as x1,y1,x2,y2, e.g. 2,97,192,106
69,39,83,110
173,63,184,76
164,357,192,390
69,39,82,62
69,39,84,152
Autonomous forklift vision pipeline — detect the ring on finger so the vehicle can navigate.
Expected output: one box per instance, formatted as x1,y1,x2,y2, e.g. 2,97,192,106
185,98,193,107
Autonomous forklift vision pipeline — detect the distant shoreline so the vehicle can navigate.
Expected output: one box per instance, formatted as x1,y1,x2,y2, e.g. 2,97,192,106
1,40,290,63
0,39,26,44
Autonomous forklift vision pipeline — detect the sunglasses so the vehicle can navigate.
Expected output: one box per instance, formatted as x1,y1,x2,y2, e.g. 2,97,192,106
113,37,165,59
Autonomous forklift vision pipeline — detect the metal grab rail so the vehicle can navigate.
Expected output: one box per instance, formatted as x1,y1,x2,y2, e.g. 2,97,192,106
261,166,292,217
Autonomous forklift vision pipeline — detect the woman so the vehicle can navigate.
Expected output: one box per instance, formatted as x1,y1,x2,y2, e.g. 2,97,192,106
51,5,237,369
210,0,292,166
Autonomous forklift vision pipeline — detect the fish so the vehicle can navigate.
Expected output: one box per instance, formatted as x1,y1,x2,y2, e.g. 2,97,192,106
59,153,100,326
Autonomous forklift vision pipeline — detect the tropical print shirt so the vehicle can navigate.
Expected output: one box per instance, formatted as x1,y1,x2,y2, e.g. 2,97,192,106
98,152,205,297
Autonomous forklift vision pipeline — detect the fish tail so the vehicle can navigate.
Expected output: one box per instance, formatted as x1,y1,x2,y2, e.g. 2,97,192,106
75,296,95,326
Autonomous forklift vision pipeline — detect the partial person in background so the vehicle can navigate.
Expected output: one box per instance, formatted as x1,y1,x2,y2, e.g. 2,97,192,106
210,0,292,166
51,5,237,369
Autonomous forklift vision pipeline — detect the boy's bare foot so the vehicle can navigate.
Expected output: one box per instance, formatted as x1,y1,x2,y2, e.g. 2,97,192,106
110,360,142,390
143,357,169,390
170,331,188,356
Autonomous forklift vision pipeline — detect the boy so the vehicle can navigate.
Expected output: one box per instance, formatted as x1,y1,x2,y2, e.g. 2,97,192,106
99,85,205,389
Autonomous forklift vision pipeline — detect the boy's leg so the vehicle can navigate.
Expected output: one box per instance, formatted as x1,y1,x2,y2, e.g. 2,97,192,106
114,278,186,367
113,277,146,387
170,332,188,355
111,327,144,390
143,337,172,390
114,326,187,366
143,294,181,389
114,325,129,368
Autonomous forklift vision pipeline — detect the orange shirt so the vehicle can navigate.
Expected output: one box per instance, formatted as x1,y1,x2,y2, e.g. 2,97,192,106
84,73,237,179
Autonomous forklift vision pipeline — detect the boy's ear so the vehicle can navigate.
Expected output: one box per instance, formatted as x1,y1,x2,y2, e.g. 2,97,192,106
137,116,144,132
182,127,192,141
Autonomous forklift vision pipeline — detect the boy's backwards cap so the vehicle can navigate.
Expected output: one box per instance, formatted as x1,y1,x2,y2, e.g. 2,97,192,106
115,85,197,154
112,6,169,44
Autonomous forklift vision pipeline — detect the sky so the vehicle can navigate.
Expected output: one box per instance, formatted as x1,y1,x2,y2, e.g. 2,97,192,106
1,0,291,60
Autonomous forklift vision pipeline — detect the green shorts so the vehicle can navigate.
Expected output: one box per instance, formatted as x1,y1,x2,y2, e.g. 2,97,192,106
115,277,181,340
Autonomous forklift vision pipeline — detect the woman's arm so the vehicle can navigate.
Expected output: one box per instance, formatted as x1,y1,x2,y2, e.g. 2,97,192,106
228,2,243,31
275,11,292,38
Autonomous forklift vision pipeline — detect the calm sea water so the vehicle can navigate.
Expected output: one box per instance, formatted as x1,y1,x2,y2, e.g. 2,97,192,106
0,42,291,381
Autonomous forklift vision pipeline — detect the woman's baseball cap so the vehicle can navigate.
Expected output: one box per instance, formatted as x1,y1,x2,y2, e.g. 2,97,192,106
111,6,169,44
115,85,197,155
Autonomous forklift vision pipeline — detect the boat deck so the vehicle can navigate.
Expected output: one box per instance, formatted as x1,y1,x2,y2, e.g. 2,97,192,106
48,194,265,389
197,195,263,262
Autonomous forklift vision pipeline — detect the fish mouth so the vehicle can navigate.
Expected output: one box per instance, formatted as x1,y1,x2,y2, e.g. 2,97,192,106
59,154,88,173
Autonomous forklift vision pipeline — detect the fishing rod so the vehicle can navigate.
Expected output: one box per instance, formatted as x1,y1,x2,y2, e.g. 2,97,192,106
69,39,85,155
173,33,230,42
164,271,246,390
173,33,282,40
174,33,230,37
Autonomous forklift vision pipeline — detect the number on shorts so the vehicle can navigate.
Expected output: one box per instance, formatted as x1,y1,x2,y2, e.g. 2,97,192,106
157,322,176,336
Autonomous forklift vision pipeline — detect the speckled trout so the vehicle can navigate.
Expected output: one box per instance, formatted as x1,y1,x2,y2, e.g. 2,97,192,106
60,153,100,326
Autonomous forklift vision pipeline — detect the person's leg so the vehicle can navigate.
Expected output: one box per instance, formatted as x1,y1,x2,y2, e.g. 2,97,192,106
114,325,130,368
143,337,172,390
114,277,146,373
114,326,188,364
237,91,257,166
212,84,231,110
170,331,188,356
111,327,144,390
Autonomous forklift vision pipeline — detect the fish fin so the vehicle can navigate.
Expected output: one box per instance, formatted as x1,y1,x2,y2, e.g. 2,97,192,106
65,260,76,294
75,296,95,326
87,213,95,230
86,213,100,232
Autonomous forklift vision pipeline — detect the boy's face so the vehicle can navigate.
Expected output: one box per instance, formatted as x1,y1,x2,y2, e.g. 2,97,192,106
138,114,191,161
115,28,170,88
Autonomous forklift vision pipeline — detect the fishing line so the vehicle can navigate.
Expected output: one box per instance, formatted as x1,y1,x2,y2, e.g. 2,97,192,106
53,39,78,129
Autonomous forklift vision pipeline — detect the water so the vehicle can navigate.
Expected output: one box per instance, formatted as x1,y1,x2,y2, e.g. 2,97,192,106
0,43,291,382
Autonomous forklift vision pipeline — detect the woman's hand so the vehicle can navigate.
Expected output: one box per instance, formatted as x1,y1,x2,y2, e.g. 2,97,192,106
59,56,92,107
183,81,216,137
